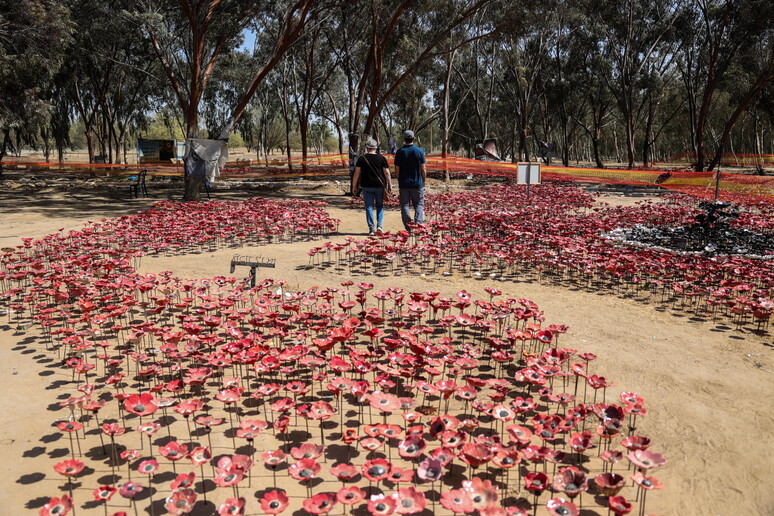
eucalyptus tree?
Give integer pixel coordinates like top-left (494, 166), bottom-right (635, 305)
top-left (0, 0), bottom-right (72, 168)
top-left (597, 0), bottom-right (681, 169)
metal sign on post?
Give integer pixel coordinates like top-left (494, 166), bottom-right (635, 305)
top-left (230, 255), bottom-right (276, 287)
top-left (517, 162), bottom-right (541, 196)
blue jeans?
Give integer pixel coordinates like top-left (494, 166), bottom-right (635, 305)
top-left (400, 187), bottom-right (424, 230)
top-left (361, 187), bottom-right (384, 232)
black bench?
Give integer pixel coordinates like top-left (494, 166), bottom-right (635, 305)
top-left (129, 170), bottom-right (148, 198)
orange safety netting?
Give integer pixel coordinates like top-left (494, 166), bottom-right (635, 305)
top-left (4, 153), bottom-right (773, 203)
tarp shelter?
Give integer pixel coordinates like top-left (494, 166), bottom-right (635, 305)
top-left (184, 139), bottom-right (229, 183)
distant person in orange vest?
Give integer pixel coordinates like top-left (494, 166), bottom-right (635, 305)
top-left (394, 130), bottom-right (426, 233)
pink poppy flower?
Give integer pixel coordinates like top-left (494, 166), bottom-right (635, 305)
top-left (188, 446), bottom-right (212, 467)
top-left (39, 495), bottom-right (73, 516)
top-left (367, 494), bottom-right (397, 516)
top-left (546, 497), bottom-right (579, 516)
top-left (93, 485), bottom-right (117, 502)
top-left (608, 495), bottom-right (633, 515)
top-left (307, 400), bottom-right (336, 420)
top-left (360, 436), bottom-right (385, 453)
top-left (337, 485), bottom-right (366, 505)
top-left (165, 488), bottom-right (197, 515)
top-left (397, 435), bottom-right (426, 459)
top-left (53, 459), bottom-right (85, 477)
top-left (261, 449), bottom-right (287, 467)
top-left (505, 424), bottom-right (533, 445)
top-left (174, 399), bottom-right (204, 417)
top-left (137, 459), bottom-right (159, 475)
top-left (259, 489), bottom-right (289, 514)
top-left (416, 457), bottom-right (444, 482)
top-left (391, 486), bottom-right (426, 514)
top-left (102, 422), bottom-right (126, 437)
top-left (491, 448), bottom-right (520, 469)
top-left (289, 458), bottom-right (321, 481)
top-left (195, 415), bottom-right (224, 427)
top-left (369, 391), bottom-right (402, 413)
top-left (621, 435), bottom-right (652, 451)
top-left (627, 449), bottom-right (666, 470)
top-left (118, 481), bottom-right (144, 499)
top-left (463, 476), bottom-right (499, 511)
top-left (552, 466), bottom-right (587, 498)
top-left (440, 489), bottom-right (474, 514)
top-left (362, 458), bottom-right (392, 482)
top-left (631, 471), bottom-right (664, 491)
top-left (303, 492), bottom-right (337, 514)
top-left (600, 449), bottom-right (623, 464)
top-left (218, 497), bottom-right (245, 516)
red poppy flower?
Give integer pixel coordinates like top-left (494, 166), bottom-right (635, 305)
top-left (362, 458), bottom-right (392, 482)
top-left (491, 448), bottom-right (520, 469)
top-left (57, 421), bottom-right (83, 433)
top-left (440, 430), bottom-right (468, 448)
top-left (505, 424), bottom-right (533, 445)
top-left (270, 397), bottom-right (295, 413)
top-left (459, 442), bottom-right (492, 468)
top-left (53, 459), bottom-right (85, 477)
top-left (170, 472), bottom-right (196, 490)
top-left (213, 469), bottom-right (244, 487)
top-left (440, 489), bottom-right (474, 514)
top-left (188, 446), bottom-right (212, 467)
top-left (608, 495), bottom-right (632, 515)
top-left (391, 486), bottom-right (426, 514)
top-left (621, 435), bottom-right (652, 451)
top-left (288, 458), bottom-right (321, 481)
top-left (261, 449), bottom-right (287, 467)
top-left (195, 415), bottom-right (224, 427)
top-left (93, 485), bottom-right (117, 502)
top-left (524, 471), bottom-right (549, 494)
top-left (594, 473), bottom-right (625, 496)
top-left (290, 443), bottom-right (324, 460)
top-left (307, 400), bottom-right (336, 420)
top-left (330, 462), bottom-right (358, 482)
top-left (39, 495), bottom-right (73, 516)
top-left (600, 449), bottom-right (623, 465)
top-left (218, 497), bottom-right (246, 516)
top-left (120, 449), bottom-right (139, 461)
top-left (174, 398), bottom-right (204, 417)
top-left (303, 492), bottom-right (337, 514)
top-left (360, 436), bottom-right (385, 453)
top-left (165, 488), bottom-right (197, 515)
top-left (367, 494), bottom-right (397, 516)
top-left (387, 466), bottom-right (415, 483)
top-left (546, 497), bottom-right (579, 516)
top-left (337, 485), bottom-right (366, 505)
top-left (123, 393), bottom-right (158, 417)
top-left (159, 440), bottom-right (189, 461)
top-left (259, 489), bottom-right (289, 514)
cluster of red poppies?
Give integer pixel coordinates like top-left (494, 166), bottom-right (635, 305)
top-left (2, 195), bottom-right (670, 515)
top-left (326, 184), bottom-right (773, 332)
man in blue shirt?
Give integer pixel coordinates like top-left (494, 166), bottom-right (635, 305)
top-left (394, 130), bottom-right (427, 232)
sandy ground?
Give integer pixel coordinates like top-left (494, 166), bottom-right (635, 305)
top-left (0, 180), bottom-right (772, 516)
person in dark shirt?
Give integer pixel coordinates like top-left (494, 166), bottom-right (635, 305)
top-left (394, 130), bottom-right (427, 232)
top-left (352, 138), bottom-right (392, 236)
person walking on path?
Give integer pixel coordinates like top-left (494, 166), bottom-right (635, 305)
top-left (351, 138), bottom-right (392, 236)
top-left (394, 130), bottom-right (426, 232)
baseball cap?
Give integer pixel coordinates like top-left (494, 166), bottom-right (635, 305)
top-left (365, 138), bottom-right (378, 149)
top-left (403, 130), bottom-right (415, 140)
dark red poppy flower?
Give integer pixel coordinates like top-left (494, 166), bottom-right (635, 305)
top-left (608, 495), bottom-right (632, 515)
top-left (594, 473), bottom-right (625, 496)
top-left (552, 466), bottom-right (587, 498)
top-left (524, 471), bottom-right (549, 494)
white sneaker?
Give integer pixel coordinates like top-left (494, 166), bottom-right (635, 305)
top-left (376, 227), bottom-right (383, 235)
